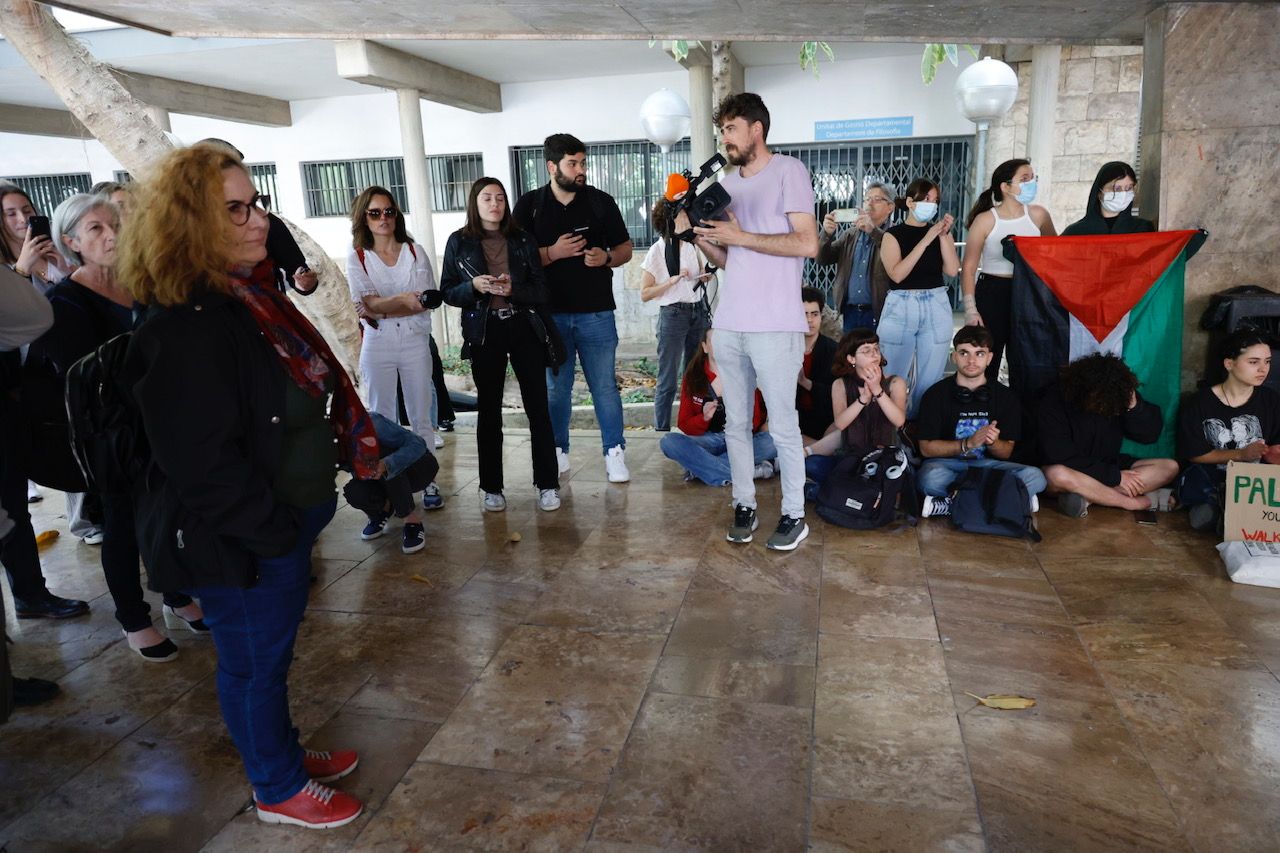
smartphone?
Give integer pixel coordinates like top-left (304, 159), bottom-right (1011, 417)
top-left (27, 215), bottom-right (51, 240)
top-left (571, 225), bottom-right (591, 236)
top-left (1135, 510), bottom-right (1158, 525)
top-left (832, 208), bottom-right (859, 223)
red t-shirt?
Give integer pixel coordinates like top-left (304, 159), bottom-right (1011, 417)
top-left (677, 363), bottom-right (767, 436)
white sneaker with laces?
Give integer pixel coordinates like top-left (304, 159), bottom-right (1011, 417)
top-left (482, 492), bottom-right (506, 512)
top-left (556, 448), bottom-right (571, 474)
top-left (753, 460), bottom-right (776, 480)
top-left (538, 488), bottom-right (561, 512)
top-left (605, 445), bottom-right (630, 483)
top-left (433, 433), bottom-right (445, 449)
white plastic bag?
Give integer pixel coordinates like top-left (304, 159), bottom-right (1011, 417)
top-left (1217, 540), bottom-right (1280, 588)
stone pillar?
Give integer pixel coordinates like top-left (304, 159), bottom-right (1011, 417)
top-left (711, 41), bottom-right (735, 111)
top-left (144, 104), bottom-right (171, 133)
top-left (1026, 45), bottom-right (1061, 212)
top-left (395, 87), bottom-right (447, 345)
top-left (689, 63), bottom-right (714, 167)
top-left (1139, 2), bottom-right (1280, 388)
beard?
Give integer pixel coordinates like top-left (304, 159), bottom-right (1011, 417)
top-left (724, 141), bottom-right (756, 167)
top-left (553, 168), bottom-right (584, 193)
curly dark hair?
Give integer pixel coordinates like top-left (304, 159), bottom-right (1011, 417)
top-left (1058, 353), bottom-right (1138, 417)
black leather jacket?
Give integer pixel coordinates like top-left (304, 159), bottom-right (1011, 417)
top-left (440, 228), bottom-right (548, 352)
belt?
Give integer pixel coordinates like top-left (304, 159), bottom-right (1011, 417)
top-left (846, 303), bottom-right (873, 311)
top-left (489, 307), bottom-right (518, 319)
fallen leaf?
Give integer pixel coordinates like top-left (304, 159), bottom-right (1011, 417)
top-left (508, 531), bottom-right (522, 543)
top-left (35, 530), bottom-right (59, 548)
top-left (966, 692), bottom-right (1036, 710)
top-left (409, 574), bottom-right (434, 587)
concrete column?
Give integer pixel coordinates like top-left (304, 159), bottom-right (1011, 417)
top-left (711, 41), bottom-right (734, 111)
top-left (395, 87), bottom-right (447, 345)
top-left (688, 63), bottom-right (714, 167)
top-left (1026, 45), bottom-right (1061, 213)
top-left (144, 104), bottom-right (171, 133)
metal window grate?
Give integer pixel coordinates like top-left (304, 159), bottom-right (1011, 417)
top-left (428, 153), bottom-right (484, 212)
top-left (510, 139), bottom-right (693, 249)
top-left (247, 163), bottom-right (281, 215)
top-left (113, 170), bottom-right (132, 184)
top-left (301, 157), bottom-right (408, 218)
top-left (3, 173), bottom-right (92, 215)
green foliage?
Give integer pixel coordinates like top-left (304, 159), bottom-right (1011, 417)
top-left (799, 41), bottom-right (835, 78)
top-left (633, 356), bottom-right (657, 377)
top-left (621, 387), bottom-right (651, 404)
top-left (920, 43), bottom-right (980, 84)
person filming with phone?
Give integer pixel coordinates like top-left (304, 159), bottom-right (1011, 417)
top-left (2, 183), bottom-right (70, 290)
top-left (818, 182), bottom-right (894, 333)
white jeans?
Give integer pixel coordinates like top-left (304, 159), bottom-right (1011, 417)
top-left (714, 330), bottom-right (806, 519)
top-left (359, 320), bottom-right (435, 448)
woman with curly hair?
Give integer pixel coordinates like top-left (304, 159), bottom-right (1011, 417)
top-left (121, 143), bottom-right (379, 829)
top-left (1037, 353), bottom-right (1179, 517)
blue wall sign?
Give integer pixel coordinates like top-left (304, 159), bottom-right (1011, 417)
top-left (815, 116), bottom-right (915, 141)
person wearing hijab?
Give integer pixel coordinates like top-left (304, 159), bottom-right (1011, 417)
top-left (1061, 161), bottom-right (1156, 236)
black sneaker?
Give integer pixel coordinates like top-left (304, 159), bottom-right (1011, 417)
top-left (726, 504), bottom-right (759, 544)
top-left (766, 515), bottom-right (810, 551)
top-left (14, 593), bottom-right (89, 620)
top-left (921, 496), bottom-right (953, 518)
top-left (361, 514), bottom-right (388, 540)
top-left (402, 523), bottom-right (426, 554)
top-left (438, 418), bottom-right (455, 433)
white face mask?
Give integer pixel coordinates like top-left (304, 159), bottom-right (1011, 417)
top-left (1101, 190), bottom-right (1135, 213)
top-left (912, 201), bottom-right (938, 222)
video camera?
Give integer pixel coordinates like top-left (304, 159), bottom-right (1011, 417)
top-left (662, 153), bottom-right (731, 276)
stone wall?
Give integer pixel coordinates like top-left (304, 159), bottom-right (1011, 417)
top-left (985, 45), bottom-right (1144, 230)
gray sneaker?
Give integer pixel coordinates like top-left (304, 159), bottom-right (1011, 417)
top-left (727, 504), bottom-right (759, 544)
top-left (1057, 493), bottom-right (1089, 518)
top-left (766, 515), bottom-right (810, 551)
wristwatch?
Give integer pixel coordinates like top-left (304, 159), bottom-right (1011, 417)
top-left (605, 249), bottom-right (613, 266)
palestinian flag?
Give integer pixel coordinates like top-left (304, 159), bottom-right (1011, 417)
top-left (1006, 229), bottom-right (1206, 459)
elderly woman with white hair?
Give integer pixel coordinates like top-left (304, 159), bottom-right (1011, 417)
top-left (25, 193), bottom-right (208, 660)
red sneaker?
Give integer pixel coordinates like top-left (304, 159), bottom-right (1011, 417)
top-left (255, 780), bottom-right (363, 829)
top-left (303, 748), bottom-right (360, 783)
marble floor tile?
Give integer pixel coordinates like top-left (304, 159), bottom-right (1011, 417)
top-left (419, 626), bottom-right (664, 782)
top-left (664, 590), bottom-right (819, 666)
top-left (689, 537), bottom-right (823, 596)
top-left (820, 555), bottom-right (938, 641)
top-left (591, 692), bottom-right (810, 850)
top-left (524, 557), bottom-right (695, 634)
top-left (925, 569), bottom-right (1071, 629)
top-left (649, 656), bottom-right (815, 708)
top-left (809, 797), bottom-right (985, 853)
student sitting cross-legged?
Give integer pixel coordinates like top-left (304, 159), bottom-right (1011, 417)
top-left (660, 329), bottom-right (776, 486)
top-left (916, 325), bottom-right (1046, 517)
top-left (1038, 353), bottom-right (1179, 517)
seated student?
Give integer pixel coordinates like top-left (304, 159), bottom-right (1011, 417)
top-left (343, 412), bottom-right (440, 554)
top-left (661, 329), bottom-right (776, 486)
top-left (1039, 353), bottom-right (1179, 517)
top-left (916, 325), bottom-right (1046, 517)
top-left (1178, 330), bottom-right (1280, 531)
top-left (803, 327), bottom-right (907, 490)
top-left (797, 287), bottom-right (838, 444)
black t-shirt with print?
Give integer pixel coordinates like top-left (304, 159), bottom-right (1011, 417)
top-left (1178, 385), bottom-right (1280, 463)
top-left (917, 377), bottom-right (1023, 458)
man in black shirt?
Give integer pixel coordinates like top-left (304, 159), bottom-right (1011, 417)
top-left (797, 287), bottom-right (837, 442)
top-left (916, 325), bottom-right (1046, 516)
top-left (513, 133), bottom-right (634, 482)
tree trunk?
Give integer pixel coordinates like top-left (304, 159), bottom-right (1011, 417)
top-left (0, 0), bottom-right (362, 371)
top-left (711, 41), bottom-right (734, 113)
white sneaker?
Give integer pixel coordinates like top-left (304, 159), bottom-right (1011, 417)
top-left (605, 445), bottom-right (630, 483)
top-left (482, 491), bottom-right (506, 512)
top-left (556, 448), bottom-right (571, 474)
top-left (1030, 494), bottom-right (1039, 513)
top-left (433, 433), bottom-right (445, 449)
top-left (26, 480), bottom-right (42, 503)
top-left (921, 496), bottom-right (953, 518)
top-left (753, 460), bottom-right (776, 480)
top-left (538, 488), bottom-right (561, 512)
top-left (82, 528), bottom-right (105, 546)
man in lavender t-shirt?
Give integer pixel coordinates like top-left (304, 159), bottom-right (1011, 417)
top-left (690, 93), bottom-right (818, 551)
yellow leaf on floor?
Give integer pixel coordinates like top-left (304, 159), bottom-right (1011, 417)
top-left (409, 574), bottom-right (434, 587)
top-left (965, 692), bottom-right (1037, 710)
top-left (35, 530), bottom-right (59, 548)
top-left (508, 531), bottom-right (522, 543)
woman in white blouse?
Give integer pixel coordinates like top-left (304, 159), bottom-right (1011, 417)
top-left (346, 186), bottom-right (443, 509)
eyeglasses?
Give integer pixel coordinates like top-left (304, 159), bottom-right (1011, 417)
top-left (226, 193), bottom-right (270, 226)
top-left (366, 207), bottom-right (398, 220)
top-left (865, 197), bottom-right (892, 207)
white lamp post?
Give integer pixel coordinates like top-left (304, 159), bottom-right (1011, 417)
top-left (954, 57), bottom-right (1020, 201)
top-left (639, 88), bottom-right (692, 153)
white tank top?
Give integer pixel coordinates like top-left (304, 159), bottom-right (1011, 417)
top-left (979, 207), bottom-right (1040, 277)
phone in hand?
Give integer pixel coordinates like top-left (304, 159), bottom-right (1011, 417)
top-left (832, 208), bottom-right (859, 223)
top-left (1135, 510), bottom-right (1158, 525)
top-left (571, 225), bottom-right (591, 236)
top-left (27, 215), bottom-right (51, 240)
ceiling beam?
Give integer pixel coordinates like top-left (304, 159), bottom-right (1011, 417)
top-left (0, 104), bottom-right (90, 138)
top-left (334, 39), bottom-right (501, 114)
top-left (108, 68), bottom-right (292, 127)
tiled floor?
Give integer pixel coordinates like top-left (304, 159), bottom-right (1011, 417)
top-left (4, 430), bottom-right (1280, 851)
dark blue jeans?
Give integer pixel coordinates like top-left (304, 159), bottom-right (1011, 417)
top-left (654, 303), bottom-right (708, 431)
top-left (843, 304), bottom-right (877, 333)
top-left (193, 498), bottom-right (336, 805)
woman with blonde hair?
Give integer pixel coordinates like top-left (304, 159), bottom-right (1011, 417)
top-left (121, 143), bottom-right (379, 829)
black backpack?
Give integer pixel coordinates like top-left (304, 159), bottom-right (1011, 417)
top-left (949, 467), bottom-right (1041, 541)
top-left (65, 332), bottom-right (149, 495)
top-left (816, 446), bottom-right (919, 530)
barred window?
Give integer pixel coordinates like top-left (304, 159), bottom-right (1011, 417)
top-left (428, 153), bottom-right (484, 212)
top-left (301, 157), bottom-right (408, 218)
top-left (113, 170), bottom-right (132, 184)
top-left (247, 163), bottom-right (281, 215)
top-left (2, 173), bottom-right (92, 215)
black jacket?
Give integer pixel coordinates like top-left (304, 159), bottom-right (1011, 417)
top-left (1061, 161), bottom-right (1156, 236)
top-left (798, 333), bottom-right (838, 439)
top-left (124, 290), bottom-right (300, 593)
top-left (440, 228), bottom-right (548, 354)
top-left (1036, 385), bottom-right (1164, 487)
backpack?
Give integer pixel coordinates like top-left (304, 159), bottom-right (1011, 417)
top-left (65, 332), bottom-right (149, 495)
top-left (816, 446), bottom-right (919, 530)
top-left (949, 467), bottom-right (1041, 541)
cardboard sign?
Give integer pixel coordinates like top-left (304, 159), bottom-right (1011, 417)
top-left (1223, 461), bottom-right (1280, 543)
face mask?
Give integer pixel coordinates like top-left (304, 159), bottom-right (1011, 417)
top-left (912, 201), bottom-right (938, 222)
top-left (1101, 190), bottom-right (1134, 213)
top-left (1016, 179), bottom-right (1037, 205)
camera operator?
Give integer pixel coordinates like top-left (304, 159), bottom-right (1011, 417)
top-left (687, 93), bottom-right (819, 552)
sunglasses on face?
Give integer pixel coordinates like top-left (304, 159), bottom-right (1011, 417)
top-left (366, 207), bottom-right (398, 220)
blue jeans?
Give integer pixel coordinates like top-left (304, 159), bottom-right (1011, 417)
top-left (878, 288), bottom-right (953, 418)
top-left (193, 498), bottom-right (336, 805)
top-left (655, 303), bottom-right (708, 431)
top-left (843, 304), bottom-right (877, 333)
top-left (661, 430), bottom-right (776, 486)
top-left (919, 457), bottom-right (1047, 498)
top-left (546, 311), bottom-right (625, 453)
top-left (1176, 463), bottom-right (1221, 509)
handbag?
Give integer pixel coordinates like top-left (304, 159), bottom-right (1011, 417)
top-left (526, 307), bottom-right (568, 373)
